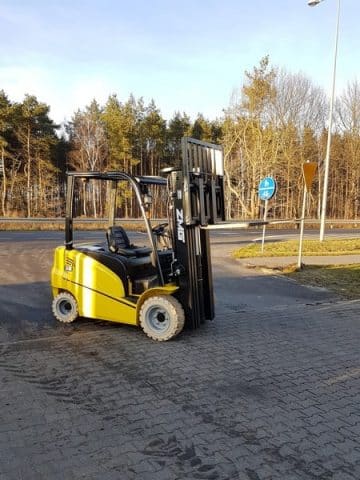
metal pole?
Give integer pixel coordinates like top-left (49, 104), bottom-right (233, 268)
top-left (319, 0), bottom-right (341, 241)
top-left (261, 199), bottom-right (268, 253)
top-left (297, 188), bottom-right (307, 269)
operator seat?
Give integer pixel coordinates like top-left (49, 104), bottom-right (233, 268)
top-left (106, 226), bottom-right (152, 257)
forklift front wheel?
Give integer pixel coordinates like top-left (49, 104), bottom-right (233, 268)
top-left (139, 295), bottom-right (185, 341)
top-left (52, 292), bottom-right (78, 323)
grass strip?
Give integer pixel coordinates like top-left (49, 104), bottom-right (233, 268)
top-left (233, 238), bottom-right (360, 258)
top-left (284, 264), bottom-right (360, 300)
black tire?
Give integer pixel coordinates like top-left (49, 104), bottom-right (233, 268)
top-left (52, 292), bottom-right (78, 323)
top-left (139, 295), bottom-right (185, 341)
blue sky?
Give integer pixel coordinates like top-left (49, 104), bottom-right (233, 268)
top-left (0, 0), bottom-right (358, 123)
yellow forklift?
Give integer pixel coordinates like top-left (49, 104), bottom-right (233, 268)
top-left (51, 137), bottom-right (260, 341)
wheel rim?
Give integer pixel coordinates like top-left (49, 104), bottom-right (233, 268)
top-left (146, 305), bottom-right (170, 333)
top-left (58, 299), bottom-right (73, 316)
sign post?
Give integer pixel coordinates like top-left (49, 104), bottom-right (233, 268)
top-left (258, 177), bottom-right (277, 252)
top-left (261, 199), bottom-right (269, 253)
top-left (297, 162), bottom-right (317, 269)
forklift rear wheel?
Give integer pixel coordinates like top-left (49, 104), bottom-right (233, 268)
top-left (52, 292), bottom-right (78, 323)
top-left (139, 295), bottom-right (185, 341)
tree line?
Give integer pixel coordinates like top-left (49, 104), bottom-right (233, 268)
top-left (1, 56), bottom-right (359, 220)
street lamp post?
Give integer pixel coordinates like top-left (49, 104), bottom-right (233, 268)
top-left (308, 0), bottom-right (341, 241)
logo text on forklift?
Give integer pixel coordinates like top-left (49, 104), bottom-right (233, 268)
top-left (176, 208), bottom-right (185, 243)
top-left (65, 258), bottom-right (74, 272)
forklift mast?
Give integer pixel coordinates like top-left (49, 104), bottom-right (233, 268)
top-left (166, 137), bottom-right (225, 329)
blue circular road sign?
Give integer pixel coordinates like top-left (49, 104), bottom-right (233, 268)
top-left (258, 177), bottom-right (277, 201)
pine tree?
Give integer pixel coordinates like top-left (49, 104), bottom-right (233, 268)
top-left (13, 94), bottom-right (59, 217)
top-left (0, 91), bottom-right (15, 216)
top-left (166, 111), bottom-right (191, 166)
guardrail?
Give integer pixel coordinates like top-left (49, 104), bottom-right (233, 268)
top-left (1, 217), bottom-right (360, 225)
top-left (269, 219), bottom-right (360, 226)
top-left (0, 217), bottom-right (164, 224)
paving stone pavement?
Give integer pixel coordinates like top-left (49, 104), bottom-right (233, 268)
top-left (1, 299), bottom-right (360, 479)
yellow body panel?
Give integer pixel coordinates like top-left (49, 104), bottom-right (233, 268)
top-left (51, 246), bottom-right (178, 326)
top-left (51, 246), bottom-right (136, 324)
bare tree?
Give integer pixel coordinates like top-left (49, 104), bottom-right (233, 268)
top-left (336, 80), bottom-right (360, 218)
top-left (271, 68), bottom-right (327, 134)
top-left (68, 100), bottom-right (108, 217)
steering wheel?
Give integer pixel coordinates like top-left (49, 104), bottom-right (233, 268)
top-left (152, 222), bottom-right (168, 235)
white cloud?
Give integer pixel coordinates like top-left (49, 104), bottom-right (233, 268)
top-left (0, 65), bottom-right (120, 123)
top-left (0, 65), bottom-right (49, 99)
top-left (0, 62), bottom-right (226, 124)
top-left (66, 77), bottom-right (117, 119)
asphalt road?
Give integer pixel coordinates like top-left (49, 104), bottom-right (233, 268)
top-left (0, 228), bottom-right (346, 342)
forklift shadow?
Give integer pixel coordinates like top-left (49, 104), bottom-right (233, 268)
top-left (0, 281), bottom-right (197, 344)
top-left (0, 281), bottom-right (136, 343)
top-left (0, 281), bottom-right (56, 341)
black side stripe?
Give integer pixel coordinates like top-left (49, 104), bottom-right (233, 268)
top-left (67, 280), bottom-right (137, 309)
